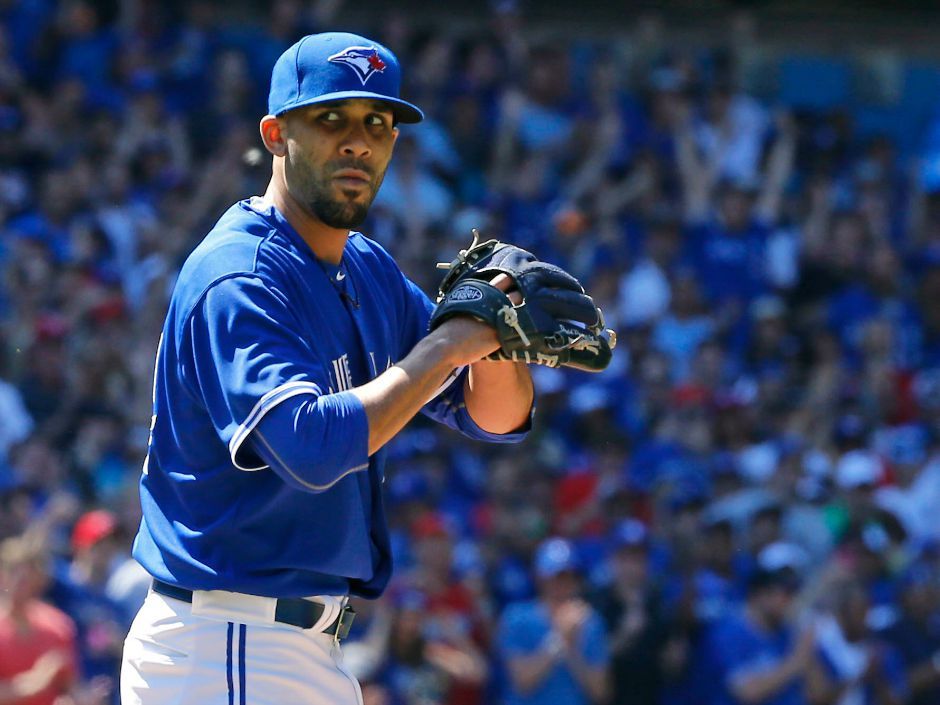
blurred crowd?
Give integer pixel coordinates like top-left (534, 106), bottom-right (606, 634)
top-left (3, 1), bottom-right (940, 705)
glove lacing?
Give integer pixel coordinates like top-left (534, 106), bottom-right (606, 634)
top-left (498, 305), bottom-right (531, 347)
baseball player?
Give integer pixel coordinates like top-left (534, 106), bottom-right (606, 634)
top-left (120, 30), bottom-right (611, 705)
top-left (119, 31), bottom-right (535, 705)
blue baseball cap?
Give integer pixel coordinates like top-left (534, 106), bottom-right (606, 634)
top-left (534, 538), bottom-right (579, 579)
top-left (611, 519), bottom-right (649, 550)
top-left (268, 32), bottom-right (424, 124)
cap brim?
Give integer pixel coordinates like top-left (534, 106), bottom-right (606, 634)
top-left (274, 90), bottom-right (424, 123)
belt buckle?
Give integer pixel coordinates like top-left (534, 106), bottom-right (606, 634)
top-left (332, 599), bottom-right (355, 648)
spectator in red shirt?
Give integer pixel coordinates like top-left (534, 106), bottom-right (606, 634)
top-left (403, 512), bottom-right (489, 705)
top-left (0, 535), bottom-right (77, 705)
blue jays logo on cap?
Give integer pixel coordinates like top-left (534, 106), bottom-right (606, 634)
top-left (328, 46), bottom-right (387, 85)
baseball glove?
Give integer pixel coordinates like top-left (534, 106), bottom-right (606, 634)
top-left (428, 230), bottom-right (617, 372)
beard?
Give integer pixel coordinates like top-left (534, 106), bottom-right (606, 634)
top-left (287, 150), bottom-right (383, 229)
top-left (309, 189), bottom-right (370, 229)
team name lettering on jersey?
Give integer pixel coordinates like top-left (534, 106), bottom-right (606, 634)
top-left (368, 352), bottom-right (393, 377)
top-left (327, 351), bottom-right (394, 392)
top-left (330, 354), bottom-right (354, 392)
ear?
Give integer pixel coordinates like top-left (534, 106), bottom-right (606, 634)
top-left (260, 115), bottom-right (287, 157)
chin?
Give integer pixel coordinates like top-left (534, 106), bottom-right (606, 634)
top-left (314, 202), bottom-right (369, 229)
top-left (308, 184), bottom-right (375, 229)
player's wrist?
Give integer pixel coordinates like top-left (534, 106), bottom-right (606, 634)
top-left (429, 317), bottom-right (500, 366)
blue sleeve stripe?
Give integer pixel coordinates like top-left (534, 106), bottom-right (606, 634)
top-left (228, 380), bottom-right (323, 471)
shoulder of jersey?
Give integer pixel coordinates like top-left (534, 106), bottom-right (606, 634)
top-left (347, 230), bottom-right (400, 275)
top-left (174, 202), bottom-right (298, 305)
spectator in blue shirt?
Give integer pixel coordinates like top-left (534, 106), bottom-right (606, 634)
top-left (706, 561), bottom-right (813, 705)
top-left (593, 519), bottom-right (673, 705)
top-left (881, 564), bottom-right (940, 705)
top-left (652, 270), bottom-right (715, 383)
top-left (674, 111), bottom-right (796, 320)
top-left (807, 581), bottom-right (907, 705)
top-left (496, 537), bottom-right (610, 705)
top-left (48, 509), bottom-right (127, 695)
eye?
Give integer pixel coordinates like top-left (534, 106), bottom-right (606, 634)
top-left (318, 111), bottom-right (342, 123)
top-left (367, 114), bottom-right (390, 128)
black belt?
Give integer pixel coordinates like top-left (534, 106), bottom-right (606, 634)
top-left (152, 580), bottom-right (355, 639)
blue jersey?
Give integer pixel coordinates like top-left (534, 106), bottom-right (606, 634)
top-left (132, 197), bottom-right (528, 598)
top-left (496, 599), bottom-right (609, 705)
top-left (705, 609), bottom-right (804, 705)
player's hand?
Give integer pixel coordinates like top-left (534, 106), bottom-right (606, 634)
top-left (490, 273), bottom-right (522, 305)
top-left (430, 233), bottom-right (615, 372)
top-left (469, 274), bottom-right (523, 365)
top-left (431, 274), bottom-right (521, 367)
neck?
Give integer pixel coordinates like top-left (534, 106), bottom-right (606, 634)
top-left (263, 175), bottom-right (349, 265)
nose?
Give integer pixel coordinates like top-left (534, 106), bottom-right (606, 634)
top-left (339, 124), bottom-right (371, 160)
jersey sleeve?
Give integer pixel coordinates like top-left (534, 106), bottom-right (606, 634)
top-left (181, 275), bottom-right (369, 491)
top-left (398, 276), bottom-right (532, 443)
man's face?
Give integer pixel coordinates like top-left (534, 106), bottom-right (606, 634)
top-left (540, 570), bottom-right (580, 602)
top-left (612, 547), bottom-right (649, 588)
top-left (719, 189), bottom-right (752, 232)
top-left (760, 585), bottom-right (795, 627)
top-left (280, 99), bottom-right (398, 229)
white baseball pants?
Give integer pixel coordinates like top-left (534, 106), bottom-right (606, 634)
top-left (121, 588), bottom-right (362, 705)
